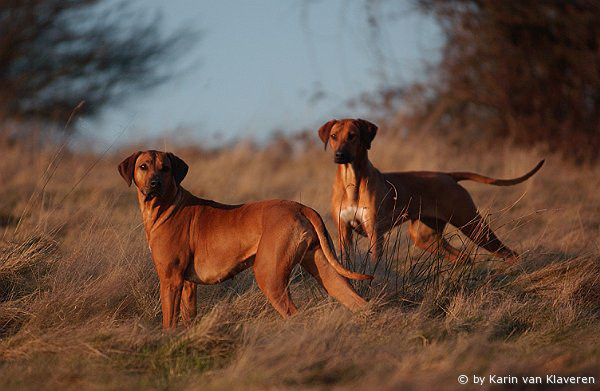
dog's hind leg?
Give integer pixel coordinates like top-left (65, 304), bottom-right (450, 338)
top-left (301, 248), bottom-right (367, 311)
top-left (408, 218), bottom-right (463, 262)
top-left (446, 192), bottom-right (519, 260)
top-left (455, 214), bottom-right (519, 261)
top-left (253, 236), bottom-right (300, 317)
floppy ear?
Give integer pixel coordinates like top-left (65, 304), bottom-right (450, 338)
top-left (118, 151), bottom-right (141, 187)
top-left (355, 119), bottom-right (378, 150)
top-left (167, 152), bottom-right (189, 185)
top-left (318, 119), bottom-right (337, 150)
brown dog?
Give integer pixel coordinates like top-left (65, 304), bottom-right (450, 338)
top-left (118, 150), bottom-right (371, 329)
top-left (318, 118), bottom-right (544, 263)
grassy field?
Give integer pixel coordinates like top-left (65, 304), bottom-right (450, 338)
top-left (0, 128), bottom-right (599, 390)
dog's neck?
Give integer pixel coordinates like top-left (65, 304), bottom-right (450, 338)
top-left (336, 150), bottom-right (379, 202)
top-left (137, 186), bottom-right (186, 239)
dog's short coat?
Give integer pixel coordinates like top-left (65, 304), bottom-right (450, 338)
top-left (119, 150), bottom-right (371, 329)
top-left (318, 118), bottom-right (544, 263)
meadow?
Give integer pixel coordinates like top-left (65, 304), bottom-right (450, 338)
top-left (0, 127), bottom-right (599, 390)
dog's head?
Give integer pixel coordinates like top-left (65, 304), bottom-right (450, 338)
top-left (118, 150), bottom-right (188, 201)
top-left (318, 118), bottom-right (378, 164)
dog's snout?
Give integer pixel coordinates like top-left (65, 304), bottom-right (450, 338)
top-left (334, 150), bottom-right (351, 164)
top-left (150, 177), bottom-right (162, 188)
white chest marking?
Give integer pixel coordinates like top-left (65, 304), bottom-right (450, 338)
top-left (340, 205), bottom-right (368, 228)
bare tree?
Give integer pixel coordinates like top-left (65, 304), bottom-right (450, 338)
top-left (360, 0), bottom-right (600, 162)
top-left (0, 0), bottom-right (196, 128)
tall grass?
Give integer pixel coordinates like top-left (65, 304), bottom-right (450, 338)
top-left (0, 130), bottom-right (599, 390)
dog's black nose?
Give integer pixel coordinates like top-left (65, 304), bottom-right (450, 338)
top-left (334, 151), bottom-right (351, 163)
top-left (150, 178), bottom-right (161, 188)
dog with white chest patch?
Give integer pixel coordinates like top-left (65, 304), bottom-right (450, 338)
top-left (318, 118), bottom-right (544, 263)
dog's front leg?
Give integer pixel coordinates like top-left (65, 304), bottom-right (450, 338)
top-left (180, 280), bottom-right (197, 324)
top-left (339, 222), bottom-right (354, 261)
top-left (367, 224), bottom-right (384, 264)
top-left (159, 276), bottom-right (184, 330)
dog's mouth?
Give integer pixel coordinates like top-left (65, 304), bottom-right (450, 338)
top-left (334, 156), bottom-right (353, 164)
top-left (142, 188), bottom-right (162, 201)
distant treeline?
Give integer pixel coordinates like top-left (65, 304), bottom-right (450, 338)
top-left (364, 1), bottom-right (600, 163)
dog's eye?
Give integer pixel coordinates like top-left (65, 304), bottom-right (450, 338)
top-left (139, 164), bottom-right (148, 170)
top-left (331, 134), bottom-right (337, 140)
top-left (348, 133), bottom-right (355, 140)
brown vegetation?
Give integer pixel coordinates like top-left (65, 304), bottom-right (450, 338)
top-left (0, 128), bottom-right (599, 390)
top-left (362, 1), bottom-right (600, 163)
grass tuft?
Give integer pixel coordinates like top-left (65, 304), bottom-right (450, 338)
top-left (0, 132), bottom-right (599, 389)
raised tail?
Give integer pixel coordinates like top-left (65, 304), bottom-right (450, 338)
top-left (301, 207), bottom-right (373, 281)
top-left (448, 159), bottom-right (544, 186)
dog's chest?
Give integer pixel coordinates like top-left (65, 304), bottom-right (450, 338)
top-left (339, 204), bottom-right (368, 229)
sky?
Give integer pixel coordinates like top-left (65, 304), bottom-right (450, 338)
top-left (78, 0), bottom-right (442, 148)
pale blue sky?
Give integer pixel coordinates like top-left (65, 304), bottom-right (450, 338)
top-left (79, 1), bottom-right (441, 147)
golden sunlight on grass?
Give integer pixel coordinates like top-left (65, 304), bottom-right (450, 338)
top-left (0, 130), bottom-right (599, 390)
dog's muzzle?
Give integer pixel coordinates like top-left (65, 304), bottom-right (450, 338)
top-left (142, 188), bottom-right (161, 200)
top-left (142, 181), bottom-right (163, 200)
top-left (334, 151), bottom-right (352, 164)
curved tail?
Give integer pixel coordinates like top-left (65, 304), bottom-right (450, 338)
top-left (301, 207), bottom-right (373, 281)
top-left (449, 159), bottom-right (544, 186)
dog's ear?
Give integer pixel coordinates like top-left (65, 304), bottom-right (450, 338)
top-left (118, 151), bottom-right (142, 187)
top-left (318, 119), bottom-right (337, 150)
top-left (167, 152), bottom-right (189, 185)
top-left (355, 119), bottom-right (378, 150)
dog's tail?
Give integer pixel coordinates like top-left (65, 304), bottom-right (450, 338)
top-left (301, 207), bottom-right (373, 281)
top-left (448, 159), bottom-right (544, 186)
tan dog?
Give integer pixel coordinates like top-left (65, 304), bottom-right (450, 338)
top-left (118, 150), bottom-right (371, 330)
top-left (318, 119), bottom-right (544, 263)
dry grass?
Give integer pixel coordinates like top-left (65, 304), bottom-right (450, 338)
top-left (0, 128), bottom-right (599, 390)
